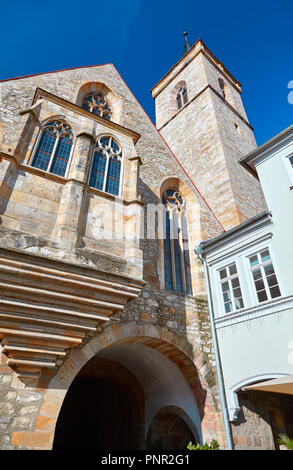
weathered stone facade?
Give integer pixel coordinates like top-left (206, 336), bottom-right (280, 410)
top-left (0, 39), bottom-right (266, 450)
top-left (152, 39), bottom-right (267, 229)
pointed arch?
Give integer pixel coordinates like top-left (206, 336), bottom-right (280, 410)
top-left (75, 82), bottom-right (124, 124)
top-left (30, 119), bottom-right (73, 177)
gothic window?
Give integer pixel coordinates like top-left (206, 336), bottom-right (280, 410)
top-left (82, 92), bottom-right (112, 120)
top-left (176, 86), bottom-right (188, 110)
top-left (163, 190), bottom-right (192, 294)
top-left (31, 120), bottom-right (73, 177)
top-left (89, 135), bottom-right (122, 196)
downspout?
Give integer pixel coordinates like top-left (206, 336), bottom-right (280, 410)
top-left (194, 243), bottom-right (234, 450)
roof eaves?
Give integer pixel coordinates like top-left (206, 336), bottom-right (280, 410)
top-left (0, 63), bottom-right (113, 83)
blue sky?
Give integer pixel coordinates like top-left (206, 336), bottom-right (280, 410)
top-left (1, 0), bottom-right (292, 145)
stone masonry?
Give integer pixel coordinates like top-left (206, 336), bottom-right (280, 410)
top-left (0, 38), bottom-right (266, 449)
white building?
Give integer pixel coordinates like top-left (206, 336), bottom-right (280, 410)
top-left (197, 124), bottom-right (293, 450)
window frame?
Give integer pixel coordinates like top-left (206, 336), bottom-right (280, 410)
top-left (246, 247), bottom-right (282, 304)
top-left (283, 152), bottom-right (293, 185)
top-left (162, 190), bottom-right (193, 295)
top-left (29, 119), bottom-right (74, 178)
top-left (81, 92), bottom-right (112, 121)
top-left (88, 134), bottom-right (124, 198)
top-left (176, 86), bottom-right (188, 110)
top-left (217, 261), bottom-right (245, 315)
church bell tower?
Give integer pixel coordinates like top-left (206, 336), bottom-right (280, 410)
top-left (151, 34), bottom-right (266, 230)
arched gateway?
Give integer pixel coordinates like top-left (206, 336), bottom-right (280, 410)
top-left (3, 321), bottom-right (222, 450)
top-left (11, 322), bottom-right (223, 450)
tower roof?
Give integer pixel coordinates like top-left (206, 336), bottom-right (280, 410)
top-left (151, 38), bottom-right (242, 98)
top-left (182, 31), bottom-right (192, 56)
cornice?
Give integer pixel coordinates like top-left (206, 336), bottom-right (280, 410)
top-left (215, 295), bottom-right (293, 329)
top-left (202, 212), bottom-right (272, 256)
top-left (0, 246), bottom-right (144, 384)
top-left (28, 88), bottom-right (141, 144)
top-left (239, 124), bottom-right (293, 171)
top-left (151, 38), bottom-right (242, 98)
top-left (158, 84), bottom-right (252, 133)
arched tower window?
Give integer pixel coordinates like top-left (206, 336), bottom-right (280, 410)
top-left (89, 135), bottom-right (122, 196)
top-left (163, 190), bottom-right (192, 294)
top-left (31, 120), bottom-right (73, 177)
top-left (82, 92), bottom-right (112, 120)
top-left (176, 86), bottom-right (188, 110)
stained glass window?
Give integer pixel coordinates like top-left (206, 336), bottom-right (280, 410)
top-left (31, 120), bottom-right (73, 177)
top-left (89, 136), bottom-right (122, 196)
top-left (162, 190), bottom-right (192, 295)
top-left (82, 92), bottom-right (112, 120)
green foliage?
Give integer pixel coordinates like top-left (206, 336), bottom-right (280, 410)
top-left (187, 440), bottom-right (219, 450)
top-left (278, 433), bottom-right (293, 450)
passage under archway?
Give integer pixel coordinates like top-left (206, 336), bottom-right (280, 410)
top-left (53, 357), bottom-right (144, 450)
top-left (146, 406), bottom-right (198, 450)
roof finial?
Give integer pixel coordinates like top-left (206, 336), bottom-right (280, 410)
top-left (183, 31), bottom-right (192, 56)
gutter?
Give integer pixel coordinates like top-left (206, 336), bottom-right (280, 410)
top-left (194, 242), bottom-right (234, 450)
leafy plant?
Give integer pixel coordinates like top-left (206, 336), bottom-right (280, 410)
top-left (278, 433), bottom-right (293, 450)
top-left (187, 440), bottom-right (219, 450)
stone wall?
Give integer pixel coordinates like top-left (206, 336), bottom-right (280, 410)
top-left (0, 62), bottom-right (226, 449)
top-left (152, 40), bottom-right (267, 229)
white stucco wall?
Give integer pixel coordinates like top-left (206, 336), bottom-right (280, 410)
top-left (205, 137), bottom-right (293, 413)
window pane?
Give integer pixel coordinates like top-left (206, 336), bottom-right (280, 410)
top-left (229, 264), bottom-right (237, 276)
top-left (289, 156), bottom-right (293, 168)
top-left (232, 278), bottom-right (239, 288)
top-left (235, 298), bottom-right (244, 309)
top-left (89, 150), bottom-right (106, 190)
top-left (164, 211), bottom-right (173, 291)
top-left (219, 268), bottom-right (227, 280)
top-left (221, 282), bottom-right (229, 293)
top-left (105, 157), bottom-right (121, 196)
top-left (173, 239), bottom-right (183, 293)
top-left (267, 274), bottom-right (278, 287)
top-left (50, 134), bottom-right (72, 177)
top-left (261, 250), bottom-right (271, 263)
top-left (223, 291), bottom-right (231, 302)
top-left (182, 88), bottom-right (188, 104)
top-left (182, 214), bottom-right (192, 295)
top-left (233, 287), bottom-right (242, 299)
top-left (224, 302), bottom-right (233, 313)
top-left (270, 286), bottom-right (281, 298)
top-left (264, 263), bottom-right (275, 277)
top-left (249, 255), bottom-right (259, 267)
top-left (32, 128), bottom-right (56, 171)
top-left (257, 290), bottom-right (268, 302)
top-left (252, 268), bottom-right (262, 281)
top-left (100, 137), bottom-right (110, 148)
top-left (255, 279), bottom-right (265, 291)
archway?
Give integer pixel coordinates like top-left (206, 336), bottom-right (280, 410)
top-left (146, 406), bottom-right (199, 450)
top-left (30, 322), bottom-right (222, 449)
top-left (53, 357), bottom-right (144, 450)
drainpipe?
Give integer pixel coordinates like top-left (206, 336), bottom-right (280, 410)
top-left (194, 243), bottom-right (234, 450)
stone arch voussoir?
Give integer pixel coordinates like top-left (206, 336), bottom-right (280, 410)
top-left (14, 321), bottom-right (222, 449)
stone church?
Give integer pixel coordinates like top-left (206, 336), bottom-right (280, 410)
top-left (0, 36), bottom-right (266, 450)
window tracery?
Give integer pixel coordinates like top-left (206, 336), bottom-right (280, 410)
top-left (163, 190), bottom-right (192, 294)
top-left (176, 86), bottom-right (188, 110)
top-left (89, 135), bottom-right (122, 196)
top-left (31, 120), bottom-right (73, 177)
top-left (82, 92), bottom-right (112, 120)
